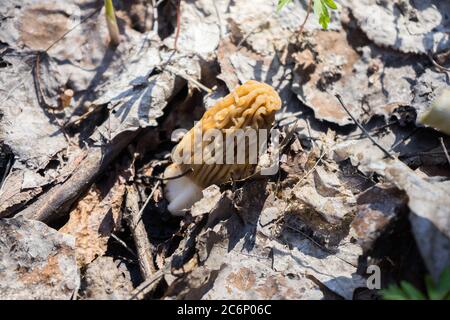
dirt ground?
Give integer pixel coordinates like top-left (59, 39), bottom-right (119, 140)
top-left (0, 0), bottom-right (449, 300)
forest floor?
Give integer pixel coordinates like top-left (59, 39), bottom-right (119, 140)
top-left (0, 0), bottom-right (449, 300)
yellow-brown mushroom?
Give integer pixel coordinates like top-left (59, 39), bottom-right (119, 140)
top-left (164, 80), bottom-right (282, 215)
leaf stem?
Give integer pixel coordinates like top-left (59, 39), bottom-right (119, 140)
top-left (104, 0), bottom-right (120, 46)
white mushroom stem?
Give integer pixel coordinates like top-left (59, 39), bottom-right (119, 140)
top-left (418, 88), bottom-right (450, 135)
top-left (163, 164), bottom-right (203, 216)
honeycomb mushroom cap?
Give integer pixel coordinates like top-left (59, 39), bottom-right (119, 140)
top-left (171, 80), bottom-right (281, 186)
top-left (164, 80), bottom-right (281, 215)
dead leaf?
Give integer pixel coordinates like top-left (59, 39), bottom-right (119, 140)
top-left (0, 217), bottom-right (79, 299)
top-left (81, 256), bottom-right (133, 300)
top-left (271, 233), bottom-right (365, 300)
top-left (347, 0), bottom-right (450, 54)
top-left (351, 184), bottom-right (408, 252)
top-left (292, 163), bottom-right (357, 224)
top-left (291, 31), bottom-right (419, 125)
top-left (59, 171), bottom-right (126, 267)
top-left (364, 159), bottom-right (450, 281)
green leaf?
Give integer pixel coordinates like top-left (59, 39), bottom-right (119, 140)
top-left (381, 284), bottom-right (409, 300)
top-left (427, 268), bottom-right (450, 300)
top-left (426, 275), bottom-right (440, 300)
top-left (277, 0), bottom-right (293, 12)
top-left (313, 0), bottom-right (323, 20)
top-left (323, 0), bottom-right (337, 9)
top-left (400, 281), bottom-right (426, 300)
top-left (438, 267), bottom-right (450, 293)
top-left (313, 0), bottom-right (333, 29)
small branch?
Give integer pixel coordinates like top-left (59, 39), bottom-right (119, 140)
top-left (439, 137), bottom-right (450, 167)
top-left (45, 8), bottom-right (102, 53)
top-left (212, 0), bottom-right (224, 38)
top-left (428, 51), bottom-right (450, 73)
top-left (237, 13), bottom-right (275, 49)
top-left (298, 0), bottom-right (313, 36)
top-left (145, 167), bottom-right (192, 181)
top-left (129, 269), bottom-right (165, 300)
top-left (151, 0), bottom-right (159, 33)
top-left (295, 148), bottom-right (326, 186)
top-left (389, 127), bottom-right (419, 152)
top-left (134, 180), bottom-right (161, 225)
top-left (0, 156), bottom-right (12, 195)
top-left (125, 185), bottom-right (157, 280)
top-left (164, 65), bottom-right (212, 93)
top-left (174, 0), bottom-right (181, 50)
top-left (18, 131), bottom-right (140, 223)
top-left (276, 110), bottom-right (304, 124)
top-left (335, 94), bottom-right (394, 159)
top-left (33, 53), bottom-right (52, 108)
top-left (111, 233), bottom-right (138, 258)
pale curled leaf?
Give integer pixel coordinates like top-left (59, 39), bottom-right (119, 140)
top-left (94, 53), bottom-right (201, 141)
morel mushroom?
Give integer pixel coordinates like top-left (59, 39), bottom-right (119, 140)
top-left (164, 80), bottom-right (282, 215)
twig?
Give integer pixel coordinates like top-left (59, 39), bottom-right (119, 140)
top-left (33, 53), bottom-right (52, 108)
top-left (280, 0), bottom-right (312, 63)
top-left (163, 65), bottom-right (212, 93)
top-left (305, 117), bottom-right (316, 148)
top-left (428, 51), bottom-right (450, 73)
top-left (389, 127), bottom-right (419, 152)
top-left (45, 8), bottom-right (102, 53)
top-left (145, 167), bottom-right (192, 181)
top-left (134, 180), bottom-right (161, 225)
top-left (439, 137), bottom-right (450, 167)
top-left (174, 0), bottom-right (181, 50)
top-left (276, 110), bottom-right (304, 124)
top-left (297, 0), bottom-right (313, 36)
top-left (125, 185), bottom-right (157, 280)
top-left (0, 156), bottom-right (12, 195)
top-left (335, 94), bottom-right (394, 159)
top-left (18, 131), bottom-right (140, 223)
top-left (212, 0), bottom-right (224, 38)
top-left (237, 13), bottom-right (275, 49)
top-left (129, 269), bottom-right (166, 300)
top-left (285, 225), bottom-right (357, 267)
top-left (63, 105), bottom-right (99, 127)
top-left (295, 148), bottom-right (326, 186)
top-left (111, 233), bottom-right (138, 258)
top-left (151, 0), bottom-right (159, 33)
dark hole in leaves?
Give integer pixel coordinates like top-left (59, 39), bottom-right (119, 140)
top-left (0, 57), bottom-right (12, 68)
top-left (37, 159), bottom-right (60, 177)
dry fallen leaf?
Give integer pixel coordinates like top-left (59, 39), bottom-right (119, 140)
top-left (81, 256), bottom-right (133, 300)
top-left (59, 172), bottom-right (126, 267)
top-left (364, 159), bottom-right (450, 281)
top-left (347, 0), bottom-right (450, 54)
top-left (0, 217), bottom-right (79, 300)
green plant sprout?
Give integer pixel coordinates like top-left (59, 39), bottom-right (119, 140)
top-left (277, 0), bottom-right (337, 29)
top-left (104, 0), bottom-right (120, 46)
top-left (381, 267), bottom-right (450, 300)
